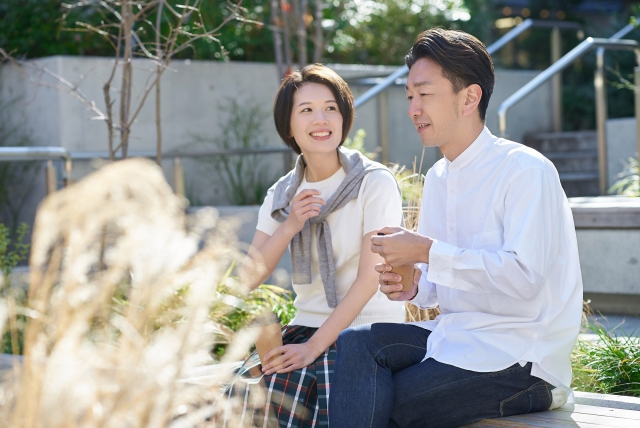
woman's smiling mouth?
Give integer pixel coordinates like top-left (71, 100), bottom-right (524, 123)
top-left (310, 130), bottom-right (332, 140)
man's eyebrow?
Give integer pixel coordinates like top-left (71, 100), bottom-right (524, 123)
top-left (404, 80), bottom-right (433, 90)
top-left (297, 100), bottom-right (338, 107)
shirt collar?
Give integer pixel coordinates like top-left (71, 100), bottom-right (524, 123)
top-left (444, 126), bottom-right (493, 170)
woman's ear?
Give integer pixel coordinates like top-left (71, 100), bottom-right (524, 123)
top-left (461, 84), bottom-right (482, 117)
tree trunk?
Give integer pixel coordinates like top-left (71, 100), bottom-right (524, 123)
top-left (293, 0), bottom-right (307, 68)
top-left (270, 0), bottom-right (285, 79)
top-left (313, 0), bottom-right (323, 63)
top-left (280, 1), bottom-right (293, 71)
top-left (155, 1), bottom-right (164, 166)
top-left (120, 0), bottom-right (133, 158)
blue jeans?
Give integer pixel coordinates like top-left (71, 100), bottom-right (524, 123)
top-left (329, 323), bottom-right (553, 428)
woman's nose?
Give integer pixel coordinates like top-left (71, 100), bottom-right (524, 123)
top-left (313, 111), bottom-right (328, 124)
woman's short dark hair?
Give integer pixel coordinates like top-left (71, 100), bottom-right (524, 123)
top-left (273, 64), bottom-right (355, 155)
top-left (405, 28), bottom-right (495, 121)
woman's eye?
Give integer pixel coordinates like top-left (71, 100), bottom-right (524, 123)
top-left (301, 108), bottom-right (311, 112)
top-left (327, 106), bottom-right (337, 111)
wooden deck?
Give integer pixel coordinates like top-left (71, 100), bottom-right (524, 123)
top-left (466, 392), bottom-right (640, 427)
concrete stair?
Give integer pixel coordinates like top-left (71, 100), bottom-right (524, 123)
top-left (523, 131), bottom-right (600, 197)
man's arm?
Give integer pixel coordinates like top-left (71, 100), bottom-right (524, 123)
top-left (374, 167), bottom-right (565, 301)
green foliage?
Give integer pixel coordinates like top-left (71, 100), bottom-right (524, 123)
top-left (215, 283), bottom-right (296, 333)
top-left (608, 157), bottom-right (640, 197)
top-left (0, 0), bottom-right (113, 58)
top-left (0, 222), bottom-right (29, 355)
top-left (0, 223), bottom-right (29, 291)
top-left (572, 325), bottom-right (640, 397)
top-left (211, 271), bottom-right (296, 357)
top-left (343, 129), bottom-right (378, 160)
top-left (191, 98), bottom-right (280, 205)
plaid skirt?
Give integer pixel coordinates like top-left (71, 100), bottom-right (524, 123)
top-left (218, 325), bottom-right (337, 428)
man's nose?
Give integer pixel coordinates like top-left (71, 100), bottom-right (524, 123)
top-left (408, 98), bottom-right (422, 118)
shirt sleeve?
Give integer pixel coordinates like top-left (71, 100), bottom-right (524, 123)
top-left (360, 169), bottom-right (404, 236)
top-left (409, 263), bottom-right (439, 309)
top-left (256, 186), bottom-right (282, 236)
top-left (426, 167), bottom-right (564, 301)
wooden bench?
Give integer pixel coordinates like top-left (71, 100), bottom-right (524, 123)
top-left (466, 391), bottom-right (640, 427)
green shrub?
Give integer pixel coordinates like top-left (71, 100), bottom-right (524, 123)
top-left (572, 325), bottom-right (640, 397)
top-left (609, 157), bottom-right (639, 197)
top-left (0, 222), bottom-right (29, 355)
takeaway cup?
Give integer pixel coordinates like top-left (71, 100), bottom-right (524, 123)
top-left (376, 232), bottom-right (415, 292)
top-left (251, 312), bottom-right (283, 364)
top-left (390, 263), bottom-right (415, 292)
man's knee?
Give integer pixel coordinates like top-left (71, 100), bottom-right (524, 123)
top-left (337, 323), bottom-right (371, 353)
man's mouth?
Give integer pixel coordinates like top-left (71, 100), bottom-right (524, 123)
top-left (416, 124), bottom-right (430, 133)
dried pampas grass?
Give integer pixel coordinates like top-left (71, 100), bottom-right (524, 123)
top-left (0, 158), bottom-right (261, 427)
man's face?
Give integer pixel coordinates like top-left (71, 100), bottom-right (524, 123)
top-left (405, 58), bottom-right (465, 150)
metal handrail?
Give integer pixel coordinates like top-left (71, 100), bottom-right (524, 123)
top-left (0, 146), bottom-right (72, 181)
top-left (68, 146), bottom-right (293, 160)
top-left (353, 19), bottom-right (582, 109)
top-left (594, 23), bottom-right (637, 195)
top-left (0, 146), bottom-right (71, 163)
top-left (497, 37), bottom-right (640, 195)
top-left (498, 38), bottom-right (640, 136)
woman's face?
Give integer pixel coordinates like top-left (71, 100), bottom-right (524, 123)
top-left (290, 82), bottom-right (343, 156)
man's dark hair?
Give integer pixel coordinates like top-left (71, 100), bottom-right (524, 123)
top-left (273, 64), bottom-right (355, 155)
top-left (405, 28), bottom-right (495, 121)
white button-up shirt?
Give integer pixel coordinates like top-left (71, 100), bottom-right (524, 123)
top-left (412, 127), bottom-right (583, 388)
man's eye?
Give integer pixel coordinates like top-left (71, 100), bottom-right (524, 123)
top-left (407, 96), bottom-right (413, 101)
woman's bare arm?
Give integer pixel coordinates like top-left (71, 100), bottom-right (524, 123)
top-left (262, 230), bottom-right (387, 374)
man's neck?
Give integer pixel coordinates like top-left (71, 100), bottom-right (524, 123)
top-left (440, 121), bottom-right (485, 162)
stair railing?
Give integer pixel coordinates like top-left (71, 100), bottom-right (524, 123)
top-left (0, 147), bottom-right (72, 193)
top-left (497, 38), bottom-right (640, 195)
top-left (352, 18), bottom-right (581, 162)
top-left (354, 19), bottom-right (581, 109)
top-left (595, 23), bottom-right (636, 196)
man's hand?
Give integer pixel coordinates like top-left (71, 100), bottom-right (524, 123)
top-left (376, 263), bottom-right (421, 301)
top-left (371, 226), bottom-right (433, 266)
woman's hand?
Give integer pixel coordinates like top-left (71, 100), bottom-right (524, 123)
top-left (376, 263), bottom-right (421, 301)
top-left (261, 342), bottom-right (324, 375)
top-left (283, 190), bottom-right (325, 235)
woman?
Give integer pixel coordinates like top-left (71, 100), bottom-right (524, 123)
top-left (235, 64), bottom-right (405, 427)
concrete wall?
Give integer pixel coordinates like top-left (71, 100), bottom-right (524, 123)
top-left (606, 117), bottom-right (639, 188)
top-left (1, 57), bottom-right (555, 232)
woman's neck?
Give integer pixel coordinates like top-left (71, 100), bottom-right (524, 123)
top-left (303, 150), bottom-right (341, 182)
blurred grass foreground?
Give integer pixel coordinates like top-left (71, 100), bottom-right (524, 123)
top-left (0, 158), bottom-right (275, 427)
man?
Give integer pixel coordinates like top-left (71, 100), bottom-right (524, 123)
top-left (328, 28), bottom-right (583, 428)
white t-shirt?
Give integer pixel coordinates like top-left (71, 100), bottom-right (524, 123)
top-left (257, 167), bottom-right (406, 328)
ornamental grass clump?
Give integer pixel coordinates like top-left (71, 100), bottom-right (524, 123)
top-left (571, 324), bottom-right (640, 397)
top-left (0, 158), bottom-right (267, 427)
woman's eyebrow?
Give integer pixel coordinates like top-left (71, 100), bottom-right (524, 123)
top-left (296, 100), bottom-right (337, 107)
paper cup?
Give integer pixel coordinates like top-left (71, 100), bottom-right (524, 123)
top-left (390, 264), bottom-right (415, 292)
top-left (255, 322), bottom-right (283, 364)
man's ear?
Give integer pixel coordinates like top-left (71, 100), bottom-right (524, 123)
top-left (461, 84), bottom-right (482, 117)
